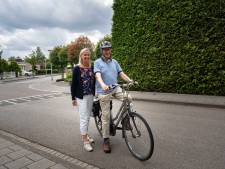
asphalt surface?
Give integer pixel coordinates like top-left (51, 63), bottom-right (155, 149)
top-left (0, 78), bottom-right (53, 100)
top-left (0, 77), bottom-right (225, 169)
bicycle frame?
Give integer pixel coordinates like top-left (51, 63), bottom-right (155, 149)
top-left (110, 85), bottom-right (132, 129)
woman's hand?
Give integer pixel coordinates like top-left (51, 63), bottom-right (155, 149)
top-left (72, 100), bottom-right (77, 106)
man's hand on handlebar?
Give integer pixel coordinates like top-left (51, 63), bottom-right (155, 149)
top-left (102, 84), bottom-right (110, 92)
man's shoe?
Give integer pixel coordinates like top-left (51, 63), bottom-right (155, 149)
top-left (103, 139), bottom-right (111, 153)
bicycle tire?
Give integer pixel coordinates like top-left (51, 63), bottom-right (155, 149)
top-left (122, 112), bottom-right (154, 161)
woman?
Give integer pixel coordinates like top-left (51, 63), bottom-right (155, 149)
top-left (71, 48), bottom-right (95, 152)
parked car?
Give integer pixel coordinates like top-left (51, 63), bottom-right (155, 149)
top-left (22, 70), bottom-right (33, 76)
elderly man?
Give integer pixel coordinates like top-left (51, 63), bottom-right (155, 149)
top-left (94, 41), bottom-right (134, 153)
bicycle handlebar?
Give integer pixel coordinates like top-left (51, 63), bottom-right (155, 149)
top-left (121, 81), bottom-right (138, 88)
top-left (108, 81), bottom-right (139, 90)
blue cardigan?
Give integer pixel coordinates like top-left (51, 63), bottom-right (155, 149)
top-left (71, 65), bottom-right (95, 100)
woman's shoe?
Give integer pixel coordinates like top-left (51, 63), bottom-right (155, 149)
top-left (83, 142), bottom-right (93, 152)
top-left (87, 135), bottom-right (95, 144)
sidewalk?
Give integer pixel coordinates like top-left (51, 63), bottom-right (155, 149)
top-left (51, 81), bottom-right (225, 109)
top-left (0, 74), bottom-right (60, 84)
top-left (0, 135), bottom-right (68, 169)
top-left (130, 91), bottom-right (225, 109)
top-left (0, 130), bottom-right (98, 169)
top-left (0, 77), bottom-right (38, 84)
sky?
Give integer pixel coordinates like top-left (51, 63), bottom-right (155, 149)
top-left (0, 0), bottom-right (113, 59)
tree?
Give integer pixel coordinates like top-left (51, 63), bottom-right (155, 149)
top-left (25, 51), bottom-right (38, 73)
top-left (36, 47), bottom-right (46, 68)
top-left (67, 36), bottom-right (94, 65)
top-left (49, 46), bottom-right (68, 79)
top-left (8, 61), bottom-right (21, 77)
top-left (58, 46), bottom-right (68, 79)
top-left (0, 49), bottom-right (3, 79)
top-left (25, 47), bottom-right (46, 74)
top-left (94, 35), bottom-right (112, 59)
top-left (8, 56), bottom-right (16, 62)
top-left (0, 58), bottom-right (9, 79)
top-left (1, 59), bottom-right (9, 72)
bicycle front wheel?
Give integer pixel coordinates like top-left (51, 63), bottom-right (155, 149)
top-left (122, 112), bottom-right (154, 161)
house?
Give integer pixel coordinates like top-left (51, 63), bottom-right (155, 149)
top-left (15, 57), bottom-right (41, 72)
top-left (15, 57), bottom-right (32, 72)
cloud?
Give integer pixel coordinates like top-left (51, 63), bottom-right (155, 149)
top-left (0, 0), bottom-right (113, 58)
top-left (1, 28), bottom-right (105, 57)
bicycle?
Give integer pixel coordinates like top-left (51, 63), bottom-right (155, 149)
top-left (92, 82), bottom-right (154, 161)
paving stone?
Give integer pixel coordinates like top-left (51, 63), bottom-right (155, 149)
top-left (26, 153), bottom-right (43, 161)
top-left (50, 164), bottom-right (68, 169)
top-left (0, 155), bottom-right (12, 165)
top-left (0, 148), bottom-right (13, 156)
top-left (0, 141), bottom-right (13, 149)
top-left (8, 145), bottom-right (23, 151)
top-left (0, 138), bottom-right (7, 143)
top-left (7, 149), bottom-right (32, 160)
top-left (80, 162), bottom-right (88, 168)
top-left (5, 157), bottom-right (33, 169)
top-left (27, 158), bottom-right (55, 169)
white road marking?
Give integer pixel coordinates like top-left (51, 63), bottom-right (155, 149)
top-left (0, 93), bottom-right (63, 106)
top-left (28, 84), bottom-right (60, 93)
top-left (2, 100), bottom-right (17, 105)
top-left (17, 98), bottom-right (32, 101)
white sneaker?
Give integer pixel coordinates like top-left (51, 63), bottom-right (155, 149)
top-left (87, 135), bottom-right (95, 144)
top-left (83, 142), bottom-right (93, 152)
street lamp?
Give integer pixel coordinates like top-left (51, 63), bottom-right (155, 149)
top-left (0, 46), bottom-right (3, 80)
top-left (48, 49), bottom-right (53, 81)
top-left (45, 58), bottom-right (47, 75)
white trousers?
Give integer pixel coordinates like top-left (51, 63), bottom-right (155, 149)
top-left (77, 95), bottom-right (94, 135)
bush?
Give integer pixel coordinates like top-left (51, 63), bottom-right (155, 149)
top-left (36, 70), bottom-right (46, 75)
top-left (112, 0), bottom-right (225, 95)
top-left (65, 71), bottom-right (72, 82)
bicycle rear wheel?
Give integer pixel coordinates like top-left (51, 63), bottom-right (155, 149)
top-left (122, 112), bottom-right (154, 161)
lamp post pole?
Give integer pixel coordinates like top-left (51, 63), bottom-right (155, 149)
top-left (51, 63), bottom-right (53, 81)
top-left (0, 47), bottom-right (3, 80)
top-left (48, 49), bottom-right (53, 81)
top-left (45, 59), bottom-right (47, 75)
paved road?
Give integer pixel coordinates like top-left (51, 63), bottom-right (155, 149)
top-left (0, 78), bottom-right (53, 100)
top-left (0, 78), bottom-right (225, 169)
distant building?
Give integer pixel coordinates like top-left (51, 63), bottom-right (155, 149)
top-left (15, 56), bottom-right (23, 63)
top-left (14, 57), bottom-right (41, 71)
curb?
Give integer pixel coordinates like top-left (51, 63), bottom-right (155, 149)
top-left (61, 91), bottom-right (225, 109)
top-left (0, 129), bottom-right (100, 169)
top-left (132, 97), bottom-right (225, 109)
top-left (0, 74), bottom-right (60, 84)
top-left (0, 77), bottom-right (38, 83)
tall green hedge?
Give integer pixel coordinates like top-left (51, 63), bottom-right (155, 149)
top-left (112, 0), bottom-right (225, 95)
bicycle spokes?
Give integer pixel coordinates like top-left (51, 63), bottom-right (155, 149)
top-left (123, 112), bottom-right (154, 161)
top-left (130, 116), bottom-right (141, 137)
